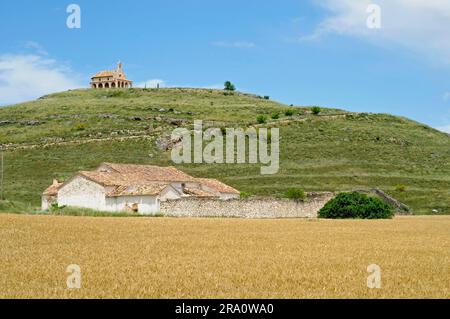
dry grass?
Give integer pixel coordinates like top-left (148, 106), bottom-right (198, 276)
top-left (0, 214), bottom-right (449, 299)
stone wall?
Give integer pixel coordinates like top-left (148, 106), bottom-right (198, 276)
top-left (160, 192), bottom-right (334, 218)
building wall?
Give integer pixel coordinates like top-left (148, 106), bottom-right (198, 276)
top-left (57, 178), bottom-right (181, 214)
top-left (197, 184), bottom-right (239, 200)
top-left (105, 196), bottom-right (158, 214)
top-left (218, 193), bottom-right (240, 200)
top-left (58, 176), bottom-right (107, 211)
top-left (170, 182), bottom-right (201, 193)
top-left (41, 195), bottom-right (57, 210)
top-left (159, 186), bottom-right (182, 201)
top-left (104, 186), bottom-right (181, 214)
top-left (160, 193), bottom-right (334, 218)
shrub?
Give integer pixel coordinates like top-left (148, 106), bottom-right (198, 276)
top-left (318, 192), bottom-right (394, 219)
top-left (264, 96), bottom-right (270, 100)
top-left (224, 81), bottom-right (236, 91)
top-left (74, 123), bottom-right (86, 131)
top-left (240, 192), bottom-right (250, 199)
top-left (311, 106), bottom-right (321, 115)
top-left (257, 115), bottom-right (267, 124)
top-left (284, 109), bottom-right (294, 116)
top-left (395, 184), bottom-right (407, 192)
top-left (271, 112), bottom-right (280, 120)
top-left (284, 188), bottom-right (306, 202)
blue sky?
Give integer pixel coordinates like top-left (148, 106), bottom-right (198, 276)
top-left (1, 0), bottom-right (450, 132)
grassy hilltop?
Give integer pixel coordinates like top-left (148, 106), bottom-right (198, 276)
top-left (0, 88), bottom-right (449, 214)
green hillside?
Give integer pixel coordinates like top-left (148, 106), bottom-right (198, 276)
top-left (1, 88), bottom-right (449, 214)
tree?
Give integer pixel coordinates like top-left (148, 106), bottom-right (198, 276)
top-left (318, 192), bottom-right (394, 219)
top-left (224, 81), bottom-right (236, 91)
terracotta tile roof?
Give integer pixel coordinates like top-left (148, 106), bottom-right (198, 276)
top-left (195, 178), bottom-right (240, 194)
top-left (43, 180), bottom-right (64, 196)
top-left (92, 70), bottom-right (116, 78)
top-left (100, 163), bottom-right (196, 182)
top-left (78, 171), bottom-right (135, 186)
top-left (107, 183), bottom-right (172, 197)
top-left (91, 71), bottom-right (132, 81)
top-left (183, 187), bottom-right (217, 198)
top-left (49, 163), bottom-right (240, 199)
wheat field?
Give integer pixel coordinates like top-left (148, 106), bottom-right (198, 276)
top-left (0, 214), bottom-right (448, 299)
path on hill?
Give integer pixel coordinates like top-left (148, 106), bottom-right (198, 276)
top-left (1, 112), bottom-right (353, 151)
top-left (1, 134), bottom-right (156, 151)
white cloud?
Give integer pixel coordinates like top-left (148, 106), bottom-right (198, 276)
top-left (212, 41), bottom-right (256, 48)
top-left (436, 125), bottom-right (450, 133)
top-left (24, 41), bottom-right (48, 56)
top-left (0, 53), bottom-right (82, 106)
top-left (135, 79), bottom-right (166, 88)
top-left (304, 0), bottom-right (450, 64)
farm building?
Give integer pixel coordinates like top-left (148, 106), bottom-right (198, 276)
top-left (42, 163), bottom-right (240, 214)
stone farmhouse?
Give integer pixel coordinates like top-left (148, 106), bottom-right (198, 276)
top-left (90, 62), bottom-right (133, 89)
top-left (42, 163), bottom-right (240, 214)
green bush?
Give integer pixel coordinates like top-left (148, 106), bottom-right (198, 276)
top-left (284, 188), bottom-right (306, 202)
top-left (311, 106), bottom-right (321, 115)
top-left (284, 109), bottom-right (294, 116)
top-left (224, 81), bottom-right (236, 91)
top-left (318, 192), bottom-right (394, 219)
top-left (257, 115), bottom-right (267, 124)
top-left (264, 96), bottom-right (270, 100)
top-left (271, 112), bottom-right (280, 120)
top-left (240, 192), bottom-right (250, 199)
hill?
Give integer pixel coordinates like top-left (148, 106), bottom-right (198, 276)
top-left (0, 88), bottom-right (449, 214)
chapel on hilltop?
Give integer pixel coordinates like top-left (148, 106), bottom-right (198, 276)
top-left (90, 61), bottom-right (133, 89)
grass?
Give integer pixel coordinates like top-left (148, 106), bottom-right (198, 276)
top-left (0, 200), bottom-right (165, 217)
top-left (1, 88), bottom-right (449, 214)
top-left (47, 206), bottom-right (152, 217)
top-left (0, 214), bottom-right (448, 298)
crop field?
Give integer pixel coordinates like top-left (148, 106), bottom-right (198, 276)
top-left (0, 214), bottom-right (449, 299)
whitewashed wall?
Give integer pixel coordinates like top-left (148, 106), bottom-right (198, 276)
top-left (170, 182), bottom-right (201, 193)
top-left (199, 184), bottom-right (239, 200)
top-left (218, 193), bottom-right (240, 200)
top-left (105, 195), bottom-right (158, 214)
top-left (58, 176), bottom-right (107, 211)
top-left (159, 186), bottom-right (182, 201)
top-left (104, 186), bottom-right (180, 214)
top-left (41, 195), bottom-right (56, 210)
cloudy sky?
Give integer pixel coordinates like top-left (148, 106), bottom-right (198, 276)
top-left (1, 0), bottom-right (450, 132)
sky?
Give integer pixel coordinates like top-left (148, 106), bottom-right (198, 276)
top-left (1, 0), bottom-right (450, 133)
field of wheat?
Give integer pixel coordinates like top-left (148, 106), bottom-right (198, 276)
top-left (0, 214), bottom-right (448, 299)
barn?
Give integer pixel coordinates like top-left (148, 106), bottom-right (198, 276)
top-left (42, 163), bottom-right (240, 214)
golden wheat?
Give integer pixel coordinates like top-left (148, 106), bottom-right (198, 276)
top-left (0, 214), bottom-right (448, 299)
